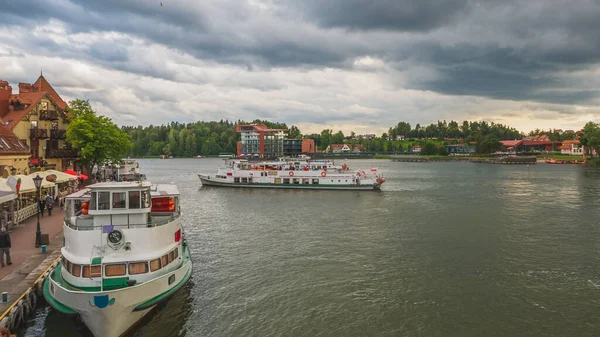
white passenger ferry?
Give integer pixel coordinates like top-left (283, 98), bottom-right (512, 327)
top-left (43, 181), bottom-right (192, 337)
top-left (198, 159), bottom-right (386, 191)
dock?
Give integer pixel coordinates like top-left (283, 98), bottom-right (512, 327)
top-left (391, 156), bottom-right (537, 164)
top-left (0, 211), bottom-right (64, 331)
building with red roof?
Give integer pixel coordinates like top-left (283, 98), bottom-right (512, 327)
top-left (0, 74), bottom-right (75, 173)
top-left (236, 124), bottom-right (287, 158)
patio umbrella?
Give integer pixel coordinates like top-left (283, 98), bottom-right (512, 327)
top-left (79, 174), bottom-right (89, 180)
top-left (64, 169), bottom-right (78, 176)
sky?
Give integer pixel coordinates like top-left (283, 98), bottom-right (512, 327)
top-left (1, 0), bottom-right (599, 135)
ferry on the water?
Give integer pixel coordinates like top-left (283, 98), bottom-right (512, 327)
top-left (43, 181), bottom-right (192, 337)
top-left (198, 158), bottom-right (386, 191)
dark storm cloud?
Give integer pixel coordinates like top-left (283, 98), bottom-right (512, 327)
top-left (288, 0), bottom-right (470, 32)
top-left (1, 0), bottom-right (599, 108)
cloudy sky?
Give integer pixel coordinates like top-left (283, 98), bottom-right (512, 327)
top-left (1, 0), bottom-right (599, 134)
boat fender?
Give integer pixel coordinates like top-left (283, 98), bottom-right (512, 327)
top-left (289, 171), bottom-right (294, 177)
top-left (321, 171), bottom-right (327, 177)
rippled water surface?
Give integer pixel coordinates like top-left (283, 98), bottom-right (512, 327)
top-left (22, 159), bottom-right (600, 336)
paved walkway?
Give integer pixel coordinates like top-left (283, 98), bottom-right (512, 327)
top-left (0, 210), bottom-right (64, 314)
top-left (0, 210), bottom-right (63, 280)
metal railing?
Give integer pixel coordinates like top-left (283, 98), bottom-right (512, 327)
top-left (64, 212), bottom-right (180, 231)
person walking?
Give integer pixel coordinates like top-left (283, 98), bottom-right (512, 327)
top-left (59, 196), bottom-right (65, 213)
top-left (38, 195), bottom-right (46, 216)
top-left (46, 194), bottom-right (54, 216)
top-left (0, 227), bottom-right (11, 267)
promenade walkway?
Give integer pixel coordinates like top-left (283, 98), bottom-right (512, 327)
top-left (0, 210), bottom-right (64, 314)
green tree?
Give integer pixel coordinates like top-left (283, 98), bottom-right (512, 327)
top-left (66, 99), bottom-right (132, 171)
top-left (581, 121), bottom-right (600, 158)
top-left (288, 125), bottom-right (302, 139)
top-left (421, 142), bottom-right (438, 155)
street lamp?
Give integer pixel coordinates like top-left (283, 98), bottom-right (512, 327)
top-left (32, 174), bottom-right (43, 248)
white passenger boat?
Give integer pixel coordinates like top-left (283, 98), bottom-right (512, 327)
top-left (198, 159), bottom-right (386, 191)
top-left (43, 181), bottom-right (192, 337)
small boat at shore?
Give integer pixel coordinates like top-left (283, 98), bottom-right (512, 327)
top-left (198, 158), bottom-right (386, 191)
top-left (43, 181), bottom-right (192, 337)
top-left (544, 159), bottom-right (586, 165)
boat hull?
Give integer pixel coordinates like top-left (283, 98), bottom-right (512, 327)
top-left (199, 175), bottom-right (380, 191)
top-left (43, 251), bottom-right (192, 337)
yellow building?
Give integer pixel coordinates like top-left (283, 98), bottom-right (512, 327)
top-left (0, 75), bottom-right (75, 174)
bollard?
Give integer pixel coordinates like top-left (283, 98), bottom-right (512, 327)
top-left (41, 245), bottom-right (47, 253)
top-left (1, 292), bottom-right (7, 303)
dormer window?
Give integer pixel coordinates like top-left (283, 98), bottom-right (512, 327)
top-left (41, 101), bottom-right (48, 110)
top-left (31, 120), bottom-right (37, 129)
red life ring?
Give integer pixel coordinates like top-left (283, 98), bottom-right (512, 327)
top-left (321, 171), bottom-right (327, 177)
top-left (289, 171), bottom-right (294, 177)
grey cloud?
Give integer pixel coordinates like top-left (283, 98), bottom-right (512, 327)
top-left (1, 0), bottom-right (599, 112)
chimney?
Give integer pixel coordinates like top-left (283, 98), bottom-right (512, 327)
top-left (18, 82), bottom-right (32, 94)
top-left (0, 81), bottom-right (10, 117)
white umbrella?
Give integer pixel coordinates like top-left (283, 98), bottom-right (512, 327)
top-left (8, 174), bottom-right (55, 194)
top-left (29, 170), bottom-right (76, 183)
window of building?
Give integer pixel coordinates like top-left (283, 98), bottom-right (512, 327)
top-left (129, 262), bottom-right (149, 275)
top-left (98, 192), bottom-right (110, 210)
top-left (105, 264), bottom-right (126, 277)
top-left (112, 192), bottom-right (126, 209)
top-left (31, 120), bottom-right (38, 128)
top-left (41, 101), bottom-right (48, 110)
top-left (150, 258), bottom-right (161, 272)
top-left (129, 191), bottom-right (140, 209)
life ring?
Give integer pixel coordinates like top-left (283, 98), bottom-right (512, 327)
top-left (321, 171), bottom-right (327, 177)
top-left (289, 171), bottom-right (294, 177)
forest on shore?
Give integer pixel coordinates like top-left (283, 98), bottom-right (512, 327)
top-left (121, 119), bottom-right (580, 157)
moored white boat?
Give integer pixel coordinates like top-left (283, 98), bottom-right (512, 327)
top-left (198, 158), bottom-right (386, 191)
top-left (43, 181), bottom-right (192, 337)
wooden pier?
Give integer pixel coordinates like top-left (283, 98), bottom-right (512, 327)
top-left (391, 156), bottom-right (536, 165)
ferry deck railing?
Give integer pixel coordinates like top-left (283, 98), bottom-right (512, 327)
top-left (64, 212), bottom-right (180, 231)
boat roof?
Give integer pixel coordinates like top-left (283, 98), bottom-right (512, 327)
top-left (88, 181), bottom-right (152, 189)
top-left (65, 182), bottom-right (179, 199)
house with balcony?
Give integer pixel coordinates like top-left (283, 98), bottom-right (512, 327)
top-left (326, 144), bottom-right (351, 153)
top-left (559, 140), bottom-right (583, 156)
top-left (236, 124), bottom-right (286, 158)
top-left (0, 75), bottom-right (75, 172)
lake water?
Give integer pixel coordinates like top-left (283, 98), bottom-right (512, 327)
top-left (22, 158), bottom-right (600, 336)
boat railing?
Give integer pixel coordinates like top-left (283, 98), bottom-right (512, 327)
top-left (64, 212), bottom-right (181, 231)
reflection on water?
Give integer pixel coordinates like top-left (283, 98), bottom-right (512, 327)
top-left (21, 159), bottom-right (600, 337)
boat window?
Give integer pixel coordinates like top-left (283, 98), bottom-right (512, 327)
top-left (150, 258), bottom-right (161, 272)
top-left (129, 262), bottom-right (149, 275)
top-left (64, 200), bottom-right (72, 221)
top-left (142, 189), bottom-right (151, 208)
top-left (105, 264), bottom-right (126, 277)
top-left (89, 192), bottom-right (97, 210)
top-left (129, 191), bottom-right (141, 209)
top-left (98, 192), bottom-right (110, 210)
top-left (112, 192), bottom-right (126, 209)
top-left (234, 178), bottom-right (240, 183)
top-left (173, 248), bottom-right (179, 260)
top-left (161, 254), bottom-right (168, 267)
top-left (312, 179), bottom-right (319, 184)
top-left (168, 251), bottom-right (175, 263)
top-left (66, 261), bottom-right (72, 274)
top-left (72, 264), bottom-right (82, 277)
top-left (90, 265), bottom-right (101, 277)
top-left (82, 265), bottom-right (90, 278)
top-left (283, 178), bottom-right (290, 184)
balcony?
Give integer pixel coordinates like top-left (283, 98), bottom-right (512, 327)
top-left (45, 149), bottom-right (78, 158)
top-left (30, 128), bottom-right (49, 140)
top-left (50, 129), bottom-right (67, 139)
top-left (40, 110), bottom-right (59, 120)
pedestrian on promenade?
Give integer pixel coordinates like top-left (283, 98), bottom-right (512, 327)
top-left (59, 196), bottom-right (65, 213)
top-left (38, 195), bottom-right (46, 216)
top-left (0, 227), bottom-right (11, 267)
top-left (46, 194), bottom-right (54, 216)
